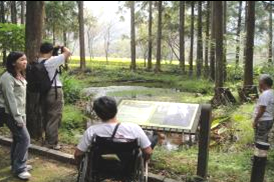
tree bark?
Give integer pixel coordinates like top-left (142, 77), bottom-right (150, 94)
top-left (209, 1), bottom-right (215, 81)
top-left (21, 1), bottom-right (25, 24)
top-left (244, 1), bottom-right (255, 86)
top-left (197, 1), bottom-right (203, 78)
top-left (52, 25), bottom-right (55, 45)
top-left (189, 1), bottom-right (195, 76)
top-left (243, 1), bottom-right (248, 61)
top-left (25, 1), bottom-right (44, 139)
top-left (0, 1), bottom-right (6, 66)
top-left (147, 1), bottom-right (153, 70)
top-left (223, 1), bottom-right (227, 81)
top-left (204, 1), bottom-right (210, 78)
top-left (11, 1), bottom-right (17, 24)
top-left (78, 1), bottom-right (86, 70)
top-left (155, 1), bottom-right (162, 73)
top-left (130, 1), bottom-right (136, 71)
top-left (179, 1), bottom-right (185, 73)
top-left (63, 30), bottom-right (69, 70)
top-left (214, 1), bottom-right (223, 88)
top-left (235, 1), bottom-right (242, 65)
top-left (0, 1), bottom-right (5, 23)
top-left (268, 1), bottom-right (273, 63)
top-left (25, 1), bottom-right (44, 63)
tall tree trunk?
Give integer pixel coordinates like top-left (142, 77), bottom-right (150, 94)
top-left (189, 1), bottom-right (195, 76)
top-left (63, 31), bottom-right (67, 47)
top-left (197, 1), bottom-right (203, 78)
top-left (268, 1), bottom-right (273, 63)
top-left (21, 1), bottom-right (25, 24)
top-left (0, 1), bottom-right (4, 23)
top-left (210, 1), bottom-right (215, 81)
top-left (214, 1), bottom-right (223, 88)
top-left (147, 1), bottom-right (153, 70)
top-left (204, 1), bottom-right (210, 78)
top-left (25, 1), bottom-right (44, 139)
top-left (11, 1), bottom-right (17, 24)
top-left (179, 1), bottom-right (185, 73)
top-left (155, 1), bottom-right (162, 73)
top-left (244, 1), bottom-right (255, 86)
top-left (0, 1), bottom-right (6, 66)
top-left (78, 1), bottom-right (86, 70)
top-left (243, 2), bottom-right (248, 61)
top-left (235, 1), bottom-right (242, 65)
top-left (63, 30), bottom-right (69, 70)
top-left (52, 25), bottom-right (55, 45)
top-left (223, 1), bottom-right (227, 81)
top-left (130, 1), bottom-right (136, 71)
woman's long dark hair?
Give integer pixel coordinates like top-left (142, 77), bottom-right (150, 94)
top-left (6, 52), bottom-right (25, 78)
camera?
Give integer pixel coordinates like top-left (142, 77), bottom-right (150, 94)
top-left (52, 46), bottom-right (64, 56)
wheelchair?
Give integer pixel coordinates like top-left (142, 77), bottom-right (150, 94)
top-left (77, 135), bottom-right (147, 182)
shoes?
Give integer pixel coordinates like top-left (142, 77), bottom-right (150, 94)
top-left (45, 143), bottom-right (62, 150)
top-left (52, 144), bottom-right (61, 150)
top-left (26, 165), bottom-right (33, 171)
top-left (11, 165), bottom-right (32, 172)
top-left (18, 171), bottom-right (31, 180)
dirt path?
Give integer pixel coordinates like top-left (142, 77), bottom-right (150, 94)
top-left (0, 145), bottom-right (77, 182)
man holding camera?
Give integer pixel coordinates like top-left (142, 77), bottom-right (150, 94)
top-left (38, 42), bottom-right (71, 150)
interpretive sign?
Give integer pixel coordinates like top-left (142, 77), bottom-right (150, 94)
top-left (117, 100), bottom-right (201, 133)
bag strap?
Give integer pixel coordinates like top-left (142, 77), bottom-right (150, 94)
top-left (111, 123), bottom-right (121, 139)
top-left (40, 59), bottom-right (48, 64)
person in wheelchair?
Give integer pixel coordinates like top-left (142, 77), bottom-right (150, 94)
top-left (74, 96), bottom-right (157, 182)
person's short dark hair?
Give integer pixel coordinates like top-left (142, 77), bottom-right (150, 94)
top-left (40, 42), bottom-right (54, 54)
top-left (6, 51), bottom-right (25, 78)
top-left (260, 74), bottom-right (273, 87)
top-left (93, 96), bottom-right (118, 121)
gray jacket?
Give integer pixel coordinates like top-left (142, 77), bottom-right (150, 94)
top-left (0, 72), bottom-right (27, 124)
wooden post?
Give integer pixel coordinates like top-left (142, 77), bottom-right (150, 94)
top-left (197, 104), bottom-right (212, 178)
top-left (250, 142), bottom-right (270, 182)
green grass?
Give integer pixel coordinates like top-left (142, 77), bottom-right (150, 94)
top-left (59, 104), bottom-right (87, 145)
top-left (1, 57), bottom-right (274, 181)
top-left (0, 146), bottom-right (77, 182)
top-left (107, 89), bottom-right (212, 104)
top-left (62, 59), bottom-right (274, 181)
top-left (66, 62), bottom-right (214, 95)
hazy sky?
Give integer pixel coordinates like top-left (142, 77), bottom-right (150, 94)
top-left (84, 1), bottom-right (130, 36)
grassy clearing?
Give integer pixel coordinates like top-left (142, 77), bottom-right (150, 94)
top-left (152, 103), bottom-right (274, 182)
top-left (61, 59), bottom-right (274, 181)
top-left (0, 146), bottom-right (77, 182)
top-left (1, 57), bottom-right (274, 181)
top-left (66, 63), bottom-right (214, 95)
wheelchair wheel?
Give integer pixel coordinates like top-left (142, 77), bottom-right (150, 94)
top-left (135, 154), bottom-right (145, 182)
top-left (77, 154), bottom-right (89, 182)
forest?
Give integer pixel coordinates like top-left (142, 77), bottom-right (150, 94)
top-left (0, 1), bottom-right (274, 182)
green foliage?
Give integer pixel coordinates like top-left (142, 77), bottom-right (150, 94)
top-left (0, 23), bottom-right (25, 52)
top-left (44, 1), bottom-right (78, 43)
top-left (61, 72), bottom-right (82, 104)
top-left (259, 62), bottom-right (274, 78)
top-left (60, 105), bottom-right (87, 144)
top-left (226, 64), bottom-right (244, 82)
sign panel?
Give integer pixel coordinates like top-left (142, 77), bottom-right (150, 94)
top-left (117, 100), bottom-right (201, 133)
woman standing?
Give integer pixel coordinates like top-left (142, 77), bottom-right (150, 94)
top-left (0, 52), bottom-right (31, 180)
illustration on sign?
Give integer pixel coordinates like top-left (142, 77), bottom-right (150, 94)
top-left (117, 100), bottom-right (201, 132)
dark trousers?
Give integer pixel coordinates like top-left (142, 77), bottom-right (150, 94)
top-left (5, 115), bottom-right (30, 174)
top-left (255, 120), bottom-right (274, 143)
top-left (41, 88), bottom-right (64, 145)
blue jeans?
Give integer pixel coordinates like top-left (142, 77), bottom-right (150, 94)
top-left (5, 115), bottom-right (30, 174)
